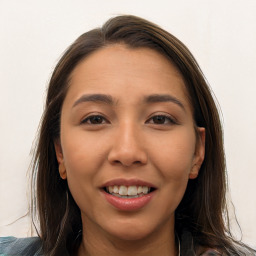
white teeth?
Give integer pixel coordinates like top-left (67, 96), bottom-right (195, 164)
top-left (127, 186), bottom-right (137, 196)
top-left (106, 185), bottom-right (151, 197)
top-left (113, 185), bottom-right (119, 193)
top-left (119, 185), bottom-right (128, 195)
top-left (142, 186), bottom-right (149, 194)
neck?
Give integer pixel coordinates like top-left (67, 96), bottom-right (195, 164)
top-left (77, 216), bottom-right (178, 256)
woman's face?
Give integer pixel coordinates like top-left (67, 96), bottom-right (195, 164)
top-left (55, 44), bottom-right (205, 241)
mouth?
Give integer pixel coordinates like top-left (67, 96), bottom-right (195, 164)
top-left (100, 179), bottom-right (157, 210)
top-left (103, 185), bottom-right (156, 199)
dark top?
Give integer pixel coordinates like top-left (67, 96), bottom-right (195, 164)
top-left (0, 235), bottom-right (221, 255)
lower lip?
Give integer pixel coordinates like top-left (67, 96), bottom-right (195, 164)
top-left (102, 190), bottom-right (155, 211)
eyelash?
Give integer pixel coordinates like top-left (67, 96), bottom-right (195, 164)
top-left (146, 114), bottom-right (177, 125)
top-left (81, 114), bottom-right (177, 126)
top-left (81, 115), bottom-right (109, 125)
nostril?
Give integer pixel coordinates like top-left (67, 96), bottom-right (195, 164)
top-left (111, 159), bottom-right (142, 167)
top-left (108, 146), bottom-right (148, 167)
top-left (113, 160), bottom-right (121, 164)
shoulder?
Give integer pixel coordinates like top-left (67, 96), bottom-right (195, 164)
top-left (0, 236), bottom-right (43, 256)
top-left (199, 249), bottom-right (222, 255)
top-left (179, 230), bottom-right (222, 256)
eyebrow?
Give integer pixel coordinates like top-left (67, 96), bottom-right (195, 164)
top-left (72, 93), bottom-right (185, 110)
top-left (144, 94), bottom-right (185, 110)
top-left (72, 94), bottom-right (113, 108)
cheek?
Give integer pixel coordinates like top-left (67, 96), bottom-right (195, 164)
top-left (149, 128), bottom-right (196, 176)
top-left (147, 127), bottom-right (196, 208)
top-left (61, 128), bottom-right (107, 173)
top-left (60, 130), bottom-right (107, 208)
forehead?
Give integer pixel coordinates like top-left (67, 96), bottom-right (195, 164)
top-left (66, 44), bottom-right (191, 110)
top-left (71, 44), bottom-right (183, 82)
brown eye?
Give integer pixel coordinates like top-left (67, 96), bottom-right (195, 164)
top-left (81, 115), bottom-right (107, 125)
top-left (152, 116), bottom-right (167, 124)
top-left (147, 115), bottom-right (176, 125)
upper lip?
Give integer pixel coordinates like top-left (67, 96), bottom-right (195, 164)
top-left (101, 178), bottom-right (157, 188)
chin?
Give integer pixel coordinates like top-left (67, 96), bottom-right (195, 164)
top-left (110, 229), bottom-right (152, 241)
top-left (102, 218), bottom-right (157, 241)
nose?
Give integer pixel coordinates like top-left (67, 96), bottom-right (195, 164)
top-left (107, 123), bottom-right (148, 167)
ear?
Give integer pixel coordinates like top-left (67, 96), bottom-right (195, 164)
top-left (189, 127), bottom-right (205, 179)
top-left (54, 139), bottom-right (67, 179)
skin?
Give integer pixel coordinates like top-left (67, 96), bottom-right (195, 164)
top-left (55, 44), bottom-right (205, 256)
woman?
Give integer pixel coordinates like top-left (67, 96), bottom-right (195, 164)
top-left (0, 15), bottom-right (255, 256)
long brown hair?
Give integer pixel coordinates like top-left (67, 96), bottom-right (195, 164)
top-left (31, 15), bottom-right (255, 255)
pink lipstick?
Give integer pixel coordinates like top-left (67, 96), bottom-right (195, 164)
top-left (100, 179), bottom-right (156, 211)
top-left (102, 190), bottom-right (155, 211)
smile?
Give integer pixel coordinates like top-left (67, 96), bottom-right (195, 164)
top-left (104, 185), bottom-right (154, 198)
top-left (101, 179), bottom-right (157, 211)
